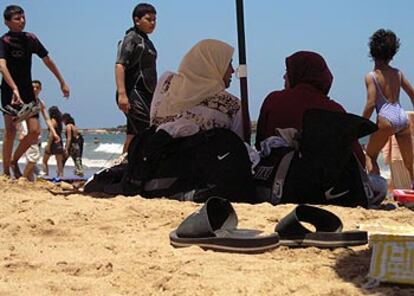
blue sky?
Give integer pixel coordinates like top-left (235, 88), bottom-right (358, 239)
top-left (1, 0), bottom-right (414, 128)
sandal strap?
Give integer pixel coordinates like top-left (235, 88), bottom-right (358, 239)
top-left (176, 197), bottom-right (238, 238)
top-left (275, 204), bottom-right (343, 237)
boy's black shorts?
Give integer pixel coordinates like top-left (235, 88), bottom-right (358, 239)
top-left (1, 86), bottom-right (39, 118)
top-left (118, 88), bottom-right (153, 135)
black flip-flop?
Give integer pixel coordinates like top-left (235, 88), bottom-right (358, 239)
top-left (13, 102), bottom-right (40, 123)
top-left (275, 205), bottom-right (368, 248)
top-left (0, 105), bottom-right (18, 116)
top-left (170, 197), bottom-right (280, 253)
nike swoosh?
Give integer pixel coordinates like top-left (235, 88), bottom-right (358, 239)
top-left (325, 187), bottom-right (349, 200)
top-left (217, 152), bottom-right (230, 161)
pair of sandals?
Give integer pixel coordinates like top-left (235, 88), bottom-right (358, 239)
top-left (170, 197), bottom-right (368, 253)
top-left (0, 102), bottom-right (40, 123)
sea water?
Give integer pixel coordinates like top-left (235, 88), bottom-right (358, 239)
top-left (0, 130), bottom-right (390, 178)
top-left (0, 130), bottom-right (124, 177)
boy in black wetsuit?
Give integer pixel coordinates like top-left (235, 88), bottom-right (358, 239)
top-left (0, 5), bottom-right (70, 178)
top-left (115, 3), bottom-right (157, 153)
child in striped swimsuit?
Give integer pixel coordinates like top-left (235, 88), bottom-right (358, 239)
top-left (362, 29), bottom-right (414, 187)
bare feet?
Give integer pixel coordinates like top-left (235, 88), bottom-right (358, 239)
top-left (10, 161), bottom-right (22, 179)
top-left (2, 168), bottom-right (11, 176)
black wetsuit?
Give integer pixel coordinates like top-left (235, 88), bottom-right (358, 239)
top-left (116, 27), bottom-right (157, 135)
top-left (0, 31), bottom-right (48, 109)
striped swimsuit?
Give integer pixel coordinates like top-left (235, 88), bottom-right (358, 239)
top-left (371, 71), bottom-right (408, 133)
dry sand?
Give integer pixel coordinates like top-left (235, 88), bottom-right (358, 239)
top-left (0, 176), bottom-right (413, 296)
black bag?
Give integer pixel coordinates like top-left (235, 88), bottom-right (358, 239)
top-left (83, 163), bottom-right (127, 194)
top-left (122, 128), bottom-right (256, 203)
top-left (83, 126), bottom-right (155, 196)
top-left (254, 109), bottom-right (378, 207)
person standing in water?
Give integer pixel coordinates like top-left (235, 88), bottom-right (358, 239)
top-left (42, 106), bottom-right (65, 177)
top-left (62, 113), bottom-right (84, 177)
top-left (20, 80), bottom-right (60, 181)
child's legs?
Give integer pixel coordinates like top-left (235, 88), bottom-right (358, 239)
top-left (72, 155), bottom-right (84, 176)
top-left (395, 127), bottom-right (414, 181)
top-left (42, 153), bottom-right (50, 175)
top-left (12, 117), bottom-right (41, 164)
top-left (78, 136), bottom-right (84, 157)
top-left (69, 144), bottom-right (84, 176)
top-left (23, 143), bottom-right (40, 181)
top-left (42, 133), bottom-right (53, 175)
top-left (366, 118), bottom-right (394, 174)
top-left (23, 162), bottom-right (36, 181)
top-left (2, 115), bottom-right (17, 175)
top-left (55, 154), bottom-right (64, 177)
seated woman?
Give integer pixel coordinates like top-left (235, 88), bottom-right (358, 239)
top-left (125, 39), bottom-right (254, 202)
top-left (150, 39), bottom-right (242, 138)
top-left (255, 51), bottom-right (365, 164)
top-left (254, 51), bottom-right (384, 207)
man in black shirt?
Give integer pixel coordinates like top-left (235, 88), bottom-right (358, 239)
top-left (0, 5), bottom-right (70, 177)
top-left (115, 3), bottom-right (157, 153)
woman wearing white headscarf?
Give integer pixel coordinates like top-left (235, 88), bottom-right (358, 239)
top-left (150, 39), bottom-right (243, 138)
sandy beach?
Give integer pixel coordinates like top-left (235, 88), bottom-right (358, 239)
top-left (0, 176), bottom-right (413, 296)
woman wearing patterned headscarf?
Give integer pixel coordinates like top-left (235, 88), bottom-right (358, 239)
top-left (150, 39), bottom-right (242, 138)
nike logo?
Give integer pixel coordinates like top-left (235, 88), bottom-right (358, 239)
top-left (217, 152), bottom-right (230, 161)
top-left (325, 187), bottom-right (349, 200)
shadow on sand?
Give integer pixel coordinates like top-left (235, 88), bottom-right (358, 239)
top-left (334, 248), bottom-right (414, 295)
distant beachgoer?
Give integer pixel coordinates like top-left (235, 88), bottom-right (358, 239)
top-left (255, 51), bottom-right (365, 164)
top-left (362, 29), bottom-right (414, 184)
top-left (42, 106), bottom-right (65, 177)
top-left (93, 137), bottom-right (100, 144)
top-left (150, 39), bottom-right (243, 139)
top-left (0, 5), bottom-right (69, 178)
top-left (20, 80), bottom-right (60, 181)
top-left (62, 113), bottom-right (84, 176)
top-left (115, 3), bottom-right (157, 153)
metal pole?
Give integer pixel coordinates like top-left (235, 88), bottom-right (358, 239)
top-left (235, 0), bottom-right (251, 143)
